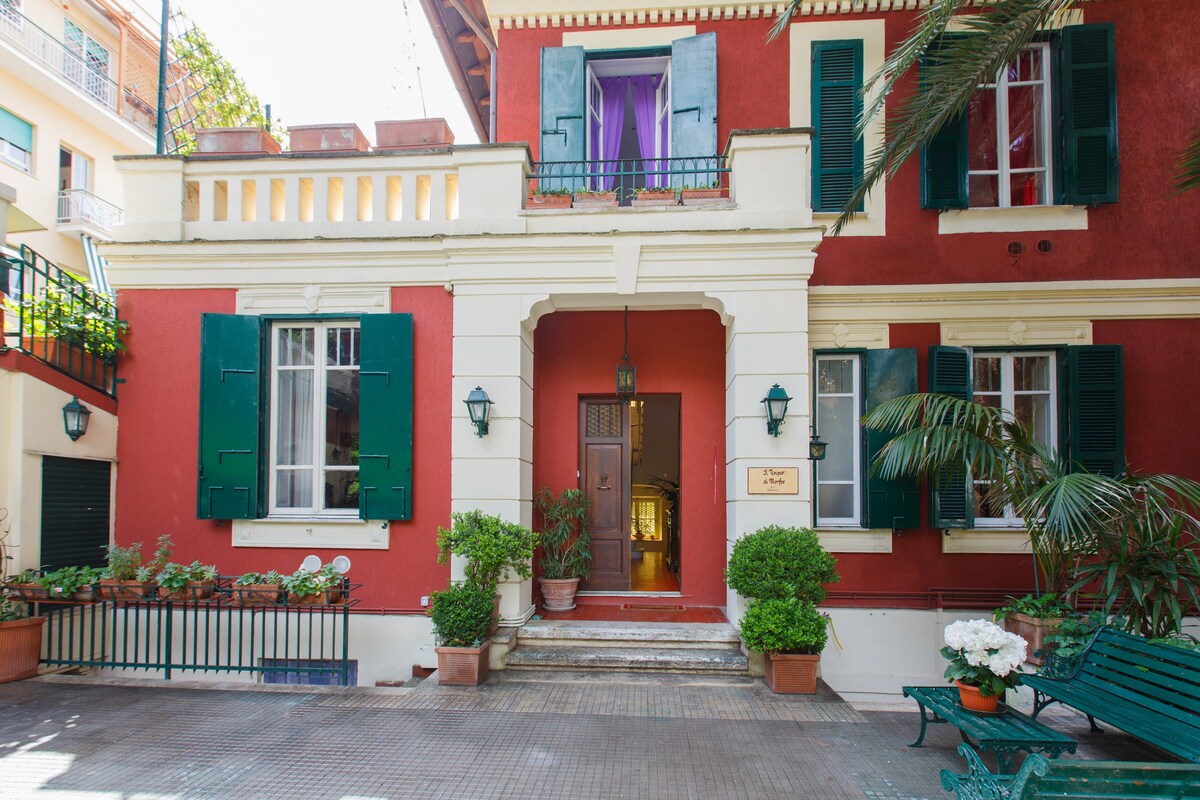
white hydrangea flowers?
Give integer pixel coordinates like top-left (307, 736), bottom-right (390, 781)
top-left (944, 619), bottom-right (1027, 678)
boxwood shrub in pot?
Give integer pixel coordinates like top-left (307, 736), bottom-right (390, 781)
top-left (739, 597), bottom-right (829, 694)
top-left (430, 581), bottom-right (495, 685)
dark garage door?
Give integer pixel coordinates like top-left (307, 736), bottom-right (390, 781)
top-left (41, 456), bottom-right (111, 570)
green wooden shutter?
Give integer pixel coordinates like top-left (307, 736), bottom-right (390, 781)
top-left (539, 46), bottom-right (586, 164)
top-left (812, 40), bottom-right (864, 213)
top-left (670, 33), bottom-right (718, 165)
top-left (864, 349), bottom-right (919, 530)
top-left (928, 345), bottom-right (973, 528)
top-left (1060, 24), bottom-right (1118, 205)
top-left (358, 313), bottom-right (414, 521)
top-left (0, 107), bottom-right (33, 151)
top-left (197, 313), bottom-right (263, 520)
top-left (919, 37), bottom-right (968, 210)
top-left (1066, 345), bottom-right (1124, 477)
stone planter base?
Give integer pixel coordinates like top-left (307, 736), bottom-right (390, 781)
top-left (0, 617), bottom-right (45, 684)
top-left (763, 652), bottom-right (819, 694)
top-left (436, 642), bottom-right (491, 685)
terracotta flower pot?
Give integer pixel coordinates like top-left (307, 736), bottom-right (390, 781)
top-left (435, 641), bottom-right (490, 685)
top-left (194, 127), bottom-right (281, 156)
top-left (956, 680), bottom-right (1001, 713)
top-left (0, 617), bottom-right (45, 683)
top-left (631, 190), bottom-right (678, 207)
top-left (528, 193), bottom-right (572, 209)
top-left (99, 579), bottom-right (155, 601)
top-left (572, 192), bottom-right (618, 208)
top-left (233, 584), bottom-right (282, 604)
top-left (287, 588), bottom-right (343, 605)
top-left (763, 652), bottom-right (820, 694)
top-left (374, 118), bottom-right (455, 150)
top-left (158, 581), bottom-right (216, 602)
top-left (539, 577), bottom-right (580, 612)
top-left (6, 582), bottom-right (47, 601)
top-left (1005, 612), bottom-right (1064, 666)
top-left (680, 187), bottom-right (730, 206)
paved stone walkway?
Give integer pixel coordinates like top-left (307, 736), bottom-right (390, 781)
top-left (0, 672), bottom-right (1161, 800)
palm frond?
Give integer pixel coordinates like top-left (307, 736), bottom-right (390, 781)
top-left (1176, 127), bottom-right (1200, 193)
top-left (829, 0), bottom-right (1082, 234)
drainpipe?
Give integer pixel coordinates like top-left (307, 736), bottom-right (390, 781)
top-left (444, 0), bottom-right (496, 143)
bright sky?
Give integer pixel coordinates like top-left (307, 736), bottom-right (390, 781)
top-left (145, 0), bottom-right (480, 145)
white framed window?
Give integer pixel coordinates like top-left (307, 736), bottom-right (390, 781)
top-left (967, 43), bottom-right (1054, 208)
top-left (269, 321), bottom-right (361, 517)
top-left (971, 351), bottom-right (1057, 526)
top-left (63, 19), bottom-right (111, 105)
top-left (815, 353), bottom-right (862, 527)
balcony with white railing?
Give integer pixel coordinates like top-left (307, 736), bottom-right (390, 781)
top-left (0, 5), bottom-right (153, 137)
top-left (114, 129), bottom-right (815, 243)
top-left (57, 188), bottom-right (123, 237)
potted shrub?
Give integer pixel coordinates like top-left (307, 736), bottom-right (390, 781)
top-left (941, 618), bottom-right (1027, 712)
top-left (528, 187), bottom-right (573, 209)
top-left (739, 597), bottom-right (829, 694)
top-left (436, 510), bottom-right (536, 632)
top-left (571, 188), bottom-right (618, 208)
top-left (156, 560), bottom-right (219, 601)
top-left (233, 571), bottom-right (284, 604)
top-left (1, 528), bottom-right (44, 684)
top-left (725, 525), bottom-right (840, 605)
top-left (283, 564), bottom-right (343, 605)
top-left (534, 487), bottom-right (591, 611)
top-left (6, 569), bottom-right (47, 601)
top-left (40, 566), bottom-right (102, 602)
top-left (429, 580), bottom-right (494, 685)
top-left (99, 535), bottom-right (172, 600)
top-left (994, 593), bottom-right (1073, 666)
top-left (630, 186), bottom-right (678, 207)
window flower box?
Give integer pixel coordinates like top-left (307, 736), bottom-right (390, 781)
top-left (528, 193), bottom-right (572, 209)
top-left (680, 187), bottom-right (729, 206)
top-left (631, 189), bottom-right (678, 208)
top-left (572, 191), bottom-right (618, 208)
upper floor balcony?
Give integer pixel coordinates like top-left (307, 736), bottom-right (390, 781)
top-left (0, 3), bottom-right (154, 141)
top-left (57, 188), bottom-right (123, 237)
top-left (114, 127), bottom-right (815, 244)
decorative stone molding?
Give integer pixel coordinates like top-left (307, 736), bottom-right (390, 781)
top-left (942, 319), bottom-right (1092, 348)
top-left (236, 286), bottom-right (391, 316)
top-left (816, 529), bottom-right (893, 553)
top-left (494, 0), bottom-right (955, 29)
top-left (942, 529), bottom-right (1031, 555)
top-left (809, 321), bottom-right (888, 350)
top-left (232, 519), bottom-right (390, 549)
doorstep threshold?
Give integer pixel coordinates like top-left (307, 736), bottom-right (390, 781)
top-left (575, 591), bottom-right (684, 598)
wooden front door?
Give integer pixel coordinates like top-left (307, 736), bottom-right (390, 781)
top-left (579, 398), bottom-right (630, 591)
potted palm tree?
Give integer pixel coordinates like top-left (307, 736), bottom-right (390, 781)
top-left (534, 488), bottom-right (591, 611)
top-left (429, 581), bottom-right (494, 685)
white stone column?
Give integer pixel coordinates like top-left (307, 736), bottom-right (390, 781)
top-left (450, 291), bottom-right (537, 625)
top-left (718, 288), bottom-right (813, 623)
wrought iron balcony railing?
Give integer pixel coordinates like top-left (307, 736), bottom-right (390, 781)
top-left (529, 156), bottom-right (730, 204)
top-left (1, 245), bottom-right (122, 396)
top-left (57, 188), bottom-right (123, 235)
top-left (0, 5), bottom-right (153, 135)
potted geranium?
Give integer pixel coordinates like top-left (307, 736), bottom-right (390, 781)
top-left (156, 560), bottom-right (219, 601)
top-left (534, 487), bottom-right (591, 611)
top-left (739, 597), bottom-right (828, 694)
top-left (429, 580), bottom-right (494, 685)
top-left (436, 510), bottom-right (537, 632)
top-left (994, 593), bottom-right (1073, 666)
top-left (233, 571), bottom-right (284, 604)
top-left (283, 564), bottom-right (343, 605)
top-left (941, 618), bottom-right (1027, 712)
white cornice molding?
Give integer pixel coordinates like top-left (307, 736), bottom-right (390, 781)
top-left (809, 279), bottom-right (1200, 322)
top-left (490, 0), bottom-right (951, 29)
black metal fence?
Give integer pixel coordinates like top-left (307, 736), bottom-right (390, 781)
top-left (37, 578), bottom-right (358, 686)
top-left (1, 245), bottom-right (121, 396)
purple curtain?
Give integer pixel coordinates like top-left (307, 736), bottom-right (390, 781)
top-left (599, 77), bottom-right (627, 189)
top-left (629, 75), bottom-right (661, 187)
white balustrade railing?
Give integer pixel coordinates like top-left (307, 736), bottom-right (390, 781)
top-left (57, 189), bottom-right (123, 234)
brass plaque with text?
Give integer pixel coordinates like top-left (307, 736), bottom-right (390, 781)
top-left (748, 467), bottom-right (799, 495)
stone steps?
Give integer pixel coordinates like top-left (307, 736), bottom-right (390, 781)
top-left (504, 620), bottom-right (749, 675)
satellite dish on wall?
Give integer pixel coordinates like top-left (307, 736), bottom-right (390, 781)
top-left (331, 555), bottom-right (352, 575)
top-left (300, 555), bottom-right (321, 572)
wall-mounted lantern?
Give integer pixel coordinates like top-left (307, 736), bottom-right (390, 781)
top-left (616, 305), bottom-right (636, 398)
top-left (464, 386), bottom-right (493, 437)
top-left (761, 384), bottom-right (791, 437)
top-left (62, 396), bottom-right (91, 442)
top-left (809, 428), bottom-right (828, 461)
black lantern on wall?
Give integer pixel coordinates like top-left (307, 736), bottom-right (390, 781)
top-left (464, 386), bottom-right (493, 437)
top-left (616, 306), bottom-right (636, 398)
top-left (62, 396), bottom-right (91, 441)
top-left (761, 384), bottom-right (791, 437)
top-left (809, 428), bottom-right (828, 461)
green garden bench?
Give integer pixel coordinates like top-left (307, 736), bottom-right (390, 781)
top-left (940, 744), bottom-right (1200, 800)
top-left (902, 686), bottom-right (1076, 773)
top-left (1022, 626), bottom-right (1200, 763)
